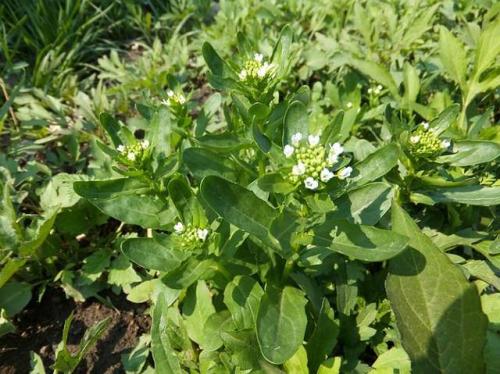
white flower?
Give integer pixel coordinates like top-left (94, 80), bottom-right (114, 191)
top-left (141, 139), bottom-right (150, 149)
top-left (283, 145), bottom-right (295, 158)
top-left (346, 102), bottom-right (353, 108)
top-left (117, 145), bottom-right (125, 153)
top-left (291, 132), bottom-right (303, 146)
top-left (367, 88), bottom-right (373, 94)
top-left (304, 177), bottom-right (319, 190)
top-left (161, 99), bottom-right (170, 107)
top-left (167, 90), bottom-right (174, 97)
top-left (330, 142), bottom-right (344, 155)
top-left (328, 143), bottom-right (343, 165)
top-left (410, 135), bottom-right (421, 144)
top-left (196, 228), bottom-right (209, 241)
top-left (178, 94), bottom-right (186, 104)
top-left (421, 122), bottom-right (429, 130)
top-left (257, 66), bottom-right (267, 78)
top-left (308, 134), bottom-right (320, 146)
top-left (377, 84), bottom-right (383, 91)
top-left (127, 152), bottom-right (136, 161)
top-left (338, 166), bottom-right (353, 180)
top-left (239, 69), bottom-right (247, 80)
top-left (292, 162), bottom-right (306, 176)
top-left (174, 222), bottom-right (185, 233)
top-left (254, 53), bottom-right (264, 63)
top-left (441, 139), bottom-right (451, 149)
top-left (320, 168), bottom-right (335, 182)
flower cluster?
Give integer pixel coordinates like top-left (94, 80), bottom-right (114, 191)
top-left (173, 222), bottom-right (209, 249)
top-left (407, 122), bottom-right (451, 158)
top-left (117, 139), bottom-right (149, 163)
top-left (284, 133), bottom-right (352, 190)
top-left (239, 53), bottom-right (275, 82)
top-left (162, 90), bottom-right (186, 107)
top-left (367, 84), bottom-right (383, 95)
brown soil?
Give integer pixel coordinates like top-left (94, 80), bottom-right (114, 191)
top-left (0, 287), bottom-right (151, 374)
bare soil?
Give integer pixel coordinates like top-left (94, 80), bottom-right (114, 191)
top-left (0, 287), bottom-right (150, 374)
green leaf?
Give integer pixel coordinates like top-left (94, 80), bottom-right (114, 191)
top-left (386, 202), bottom-right (487, 374)
top-left (151, 293), bottom-right (182, 374)
top-left (349, 144), bottom-right (399, 189)
top-left (412, 185), bottom-right (500, 206)
top-left (0, 309), bottom-right (15, 338)
top-left (329, 182), bottom-right (393, 225)
top-left (284, 101), bottom-right (309, 145)
top-left (306, 299), bottom-right (339, 372)
top-left (74, 178), bottom-right (176, 229)
top-left (203, 42), bottom-right (229, 77)
top-left (403, 62), bottom-right (420, 105)
top-left (108, 255), bottom-right (141, 288)
top-left (346, 58), bottom-right (399, 99)
top-left (439, 27), bottom-right (467, 89)
top-left (313, 220), bottom-right (408, 262)
top-left (317, 357), bottom-right (342, 374)
top-left (100, 112), bottom-right (122, 147)
top-left (0, 258), bottom-right (27, 288)
top-left (183, 281), bottom-right (219, 350)
top-left (257, 173), bottom-right (296, 194)
top-left (29, 352), bottom-right (46, 374)
top-left (121, 236), bottom-right (187, 272)
top-left (430, 104), bottom-right (460, 135)
top-left (162, 257), bottom-right (218, 289)
top-left (435, 141), bottom-right (500, 166)
top-left (473, 17), bottom-right (500, 78)
top-left (224, 275), bottom-right (264, 330)
top-left (201, 176), bottom-right (277, 240)
top-left (283, 345), bottom-right (308, 374)
top-left (121, 334), bottom-right (150, 374)
top-left (256, 286), bottom-right (307, 364)
top-left (371, 347), bottom-right (411, 373)
top-left (0, 281), bottom-right (31, 316)
top-left (183, 148), bottom-right (242, 182)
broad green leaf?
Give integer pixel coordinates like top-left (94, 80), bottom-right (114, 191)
top-left (201, 176), bottom-right (277, 240)
top-left (100, 112), bottom-right (122, 147)
top-left (148, 107), bottom-right (171, 155)
top-left (403, 62), bottom-right (420, 105)
top-left (306, 299), bottom-right (339, 372)
top-left (0, 258), bottom-right (26, 288)
top-left (0, 309), bottom-right (15, 338)
top-left (371, 348), bottom-right (411, 373)
top-left (151, 294), bottom-right (182, 373)
top-left (439, 27), bottom-right (467, 89)
top-left (29, 352), bottom-right (46, 374)
top-left (121, 334), bottom-right (150, 374)
top-left (313, 220), bottom-right (408, 262)
top-left (386, 202), bottom-right (487, 374)
top-left (203, 42), bottom-right (229, 77)
top-left (0, 281), bottom-right (31, 316)
top-left (430, 104), bottom-right (460, 134)
top-left (283, 345), bottom-right (308, 374)
top-left (317, 357), bottom-right (342, 374)
top-left (74, 178), bottom-right (176, 228)
top-left (346, 58), bottom-right (399, 99)
top-left (256, 286), bottom-right (307, 364)
top-left (224, 275), bottom-right (264, 329)
top-left (183, 148), bottom-right (241, 182)
top-left (412, 185), bottom-right (500, 206)
top-left (257, 173), bottom-right (295, 194)
top-left (121, 236), bottom-right (187, 272)
top-left (435, 141), bottom-right (500, 166)
top-left (349, 144), bottom-right (399, 189)
top-left (474, 17), bottom-right (500, 78)
top-left (329, 182), bottom-right (393, 225)
top-left (284, 101), bottom-right (309, 145)
top-left (195, 133), bottom-right (249, 152)
top-left (183, 281), bottom-right (219, 350)
top-left (162, 257), bottom-right (218, 289)
top-left (167, 176), bottom-right (193, 221)
top-left (19, 211), bottom-right (58, 256)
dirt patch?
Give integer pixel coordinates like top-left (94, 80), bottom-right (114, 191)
top-left (0, 287), bottom-right (150, 374)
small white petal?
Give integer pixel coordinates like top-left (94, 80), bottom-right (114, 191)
top-left (117, 145), bottom-right (125, 153)
top-left (291, 133), bottom-right (303, 146)
top-left (292, 162), bottom-right (306, 176)
top-left (174, 222), bottom-right (185, 233)
top-left (141, 139), bottom-right (150, 149)
top-left (167, 90), bottom-right (174, 97)
top-left (304, 177), bottom-right (319, 190)
top-left (377, 84), bottom-right (383, 90)
top-left (441, 139), bottom-right (451, 149)
top-left (330, 142), bottom-right (344, 155)
top-left (283, 145), bottom-right (295, 158)
top-left (338, 166), bottom-right (353, 180)
top-left (257, 66), bottom-right (267, 78)
top-left (320, 168), bottom-right (334, 182)
top-left (196, 228), bottom-right (209, 241)
top-left (239, 69), bottom-right (247, 80)
top-left (346, 102), bottom-right (353, 108)
top-left (254, 53), bottom-right (264, 62)
top-left (367, 88), bottom-right (373, 94)
top-left (421, 122), bottom-right (429, 130)
top-left (177, 94), bottom-right (186, 104)
top-left (328, 153), bottom-right (339, 165)
top-left (410, 135), bottom-right (421, 144)
top-left (308, 134), bottom-right (320, 146)
top-left (161, 99), bottom-right (170, 106)
top-left (127, 152), bottom-right (136, 161)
